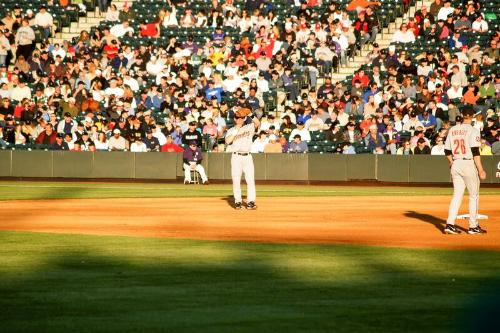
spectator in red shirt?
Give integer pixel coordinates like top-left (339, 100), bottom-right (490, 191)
top-left (103, 39), bottom-right (119, 60)
top-left (352, 69), bottom-right (370, 88)
top-left (35, 123), bottom-right (57, 145)
top-left (161, 135), bottom-right (184, 153)
top-left (139, 20), bottom-right (160, 38)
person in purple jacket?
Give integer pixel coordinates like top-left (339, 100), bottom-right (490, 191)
top-left (183, 141), bottom-right (209, 185)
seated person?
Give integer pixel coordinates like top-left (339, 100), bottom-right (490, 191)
top-left (183, 141), bottom-right (208, 184)
top-left (289, 134), bottom-right (308, 153)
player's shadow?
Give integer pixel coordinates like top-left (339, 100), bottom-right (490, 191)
top-left (404, 211), bottom-right (468, 234)
top-left (221, 195), bottom-right (236, 208)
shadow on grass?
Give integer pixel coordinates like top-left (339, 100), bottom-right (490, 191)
top-left (1, 232), bottom-right (500, 333)
top-left (404, 210), bottom-right (469, 234)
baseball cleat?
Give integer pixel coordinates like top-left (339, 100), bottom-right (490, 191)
top-left (183, 180), bottom-right (189, 185)
top-left (203, 181), bottom-right (209, 185)
top-left (246, 202), bottom-right (257, 210)
top-left (467, 226), bottom-right (487, 235)
top-left (444, 224), bottom-right (460, 234)
top-left (234, 202), bottom-right (243, 210)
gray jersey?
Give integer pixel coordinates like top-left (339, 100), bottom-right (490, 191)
top-left (444, 124), bottom-right (480, 159)
top-left (226, 123), bottom-right (255, 153)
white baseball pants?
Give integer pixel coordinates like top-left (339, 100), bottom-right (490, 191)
top-left (447, 160), bottom-right (480, 228)
top-left (184, 164), bottom-right (208, 183)
top-left (231, 153), bottom-right (256, 203)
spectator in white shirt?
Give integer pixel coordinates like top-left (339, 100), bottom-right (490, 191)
top-left (471, 16), bottom-right (488, 32)
top-left (50, 43), bottom-right (66, 60)
top-left (431, 138), bottom-right (446, 155)
top-left (110, 20), bottom-right (134, 39)
top-left (392, 24), bottom-right (415, 44)
top-left (11, 80), bottom-right (32, 102)
top-left (163, 6), bottom-right (179, 28)
top-left (437, 1), bottom-right (454, 21)
top-left (130, 137), bottom-right (148, 152)
top-left (34, 6), bottom-right (53, 39)
top-left (250, 131), bottom-right (269, 153)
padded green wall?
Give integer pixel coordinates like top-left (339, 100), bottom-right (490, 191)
top-left (1, 152), bottom-right (499, 184)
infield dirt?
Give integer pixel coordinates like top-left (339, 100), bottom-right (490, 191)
top-left (1, 196), bottom-right (499, 250)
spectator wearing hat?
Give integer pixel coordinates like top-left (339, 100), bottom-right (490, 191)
top-left (183, 141), bottom-right (208, 184)
top-left (57, 112), bottom-right (78, 135)
top-left (108, 128), bottom-right (128, 151)
top-left (143, 129), bottom-right (161, 152)
top-left (34, 6), bottom-right (54, 39)
top-left (289, 121), bottom-right (311, 142)
top-left (485, 126), bottom-right (499, 146)
top-left (353, 12), bottom-right (370, 50)
top-left (2, 116), bottom-right (15, 144)
top-left (289, 134), bottom-right (308, 153)
top-left (182, 121), bottom-right (202, 147)
top-left (343, 122), bottom-right (362, 144)
top-left (413, 137), bottom-right (431, 154)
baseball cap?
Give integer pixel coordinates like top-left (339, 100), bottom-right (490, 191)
top-left (56, 133), bottom-right (64, 138)
top-left (189, 140), bottom-right (197, 146)
top-left (297, 121), bottom-right (304, 126)
top-left (113, 129), bottom-right (121, 134)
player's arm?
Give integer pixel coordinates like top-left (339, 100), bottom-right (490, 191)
top-left (444, 134), bottom-right (453, 167)
top-left (470, 129), bottom-right (486, 180)
top-left (251, 115), bottom-right (260, 129)
top-left (472, 152), bottom-right (486, 180)
top-left (225, 128), bottom-right (236, 145)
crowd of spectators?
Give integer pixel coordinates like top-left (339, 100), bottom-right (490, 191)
top-left (0, 0), bottom-right (499, 155)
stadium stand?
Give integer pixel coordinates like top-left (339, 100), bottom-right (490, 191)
top-left (0, 0), bottom-right (498, 156)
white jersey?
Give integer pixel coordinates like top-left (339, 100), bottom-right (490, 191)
top-left (444, 124), bottom-right (480, 160)
top-left (226, 123), bottom-right (255, 153)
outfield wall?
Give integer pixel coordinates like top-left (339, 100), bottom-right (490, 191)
top-left (0, 151), bottom-right (499, 184)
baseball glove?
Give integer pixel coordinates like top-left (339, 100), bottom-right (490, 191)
top-left (235, 107), bottom-right (252, 118)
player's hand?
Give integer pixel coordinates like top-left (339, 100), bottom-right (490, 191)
top-left (478, 170), bottom-right (486, 180)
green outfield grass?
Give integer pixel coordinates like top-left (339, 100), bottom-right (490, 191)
top-left (0, 181), bottom-right (499, 200)
top-left (1, 231), bottom-right (499, 332)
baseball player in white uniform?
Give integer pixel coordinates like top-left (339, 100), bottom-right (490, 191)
top-left (444, 107), bottom-right (487, 235)
top-left (225, 108), bottom-right (261, 210)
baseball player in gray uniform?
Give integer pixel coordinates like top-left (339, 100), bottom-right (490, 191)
top-left (225, 108), bottom-right (261, 210)
top-left (444, 107), bottom-right (487, 235)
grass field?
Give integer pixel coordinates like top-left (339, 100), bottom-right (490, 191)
top-left (1, 231), bottom-right (500, 333)
top-left (1, 182), bottom-right (499, 332)
top-left (0, 181), bottom-right (499, 201)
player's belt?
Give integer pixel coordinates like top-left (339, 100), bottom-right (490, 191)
top-left (453, 158), bottom-right (472, 160)
top-left (233, 152), bottom-right (250, 156)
